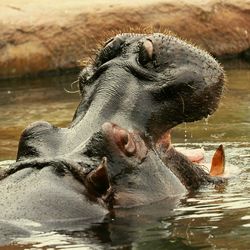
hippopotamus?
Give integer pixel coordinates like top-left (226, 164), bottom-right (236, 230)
top-left (0, 33), bottom-right (225, 223)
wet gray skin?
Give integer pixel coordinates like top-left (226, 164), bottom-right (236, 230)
top-left (0, 122), bottom-right (223, 222)
top-left (0, 33), bottom-right (225, 222)
top-left (74, 33), bottom-right (224, 142)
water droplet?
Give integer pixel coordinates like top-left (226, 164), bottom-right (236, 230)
top-left (204, 115), bottom-right (210, 125)
top-left (204, 115), bottom-right (210, 131)
top-left (184, 122), bottom-right (188, 147)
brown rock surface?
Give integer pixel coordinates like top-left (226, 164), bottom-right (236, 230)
top-left (0, 0), bottom-right (250, 79)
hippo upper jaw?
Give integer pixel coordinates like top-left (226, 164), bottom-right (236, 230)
top-left (75, 33), bottom-right (224, 142)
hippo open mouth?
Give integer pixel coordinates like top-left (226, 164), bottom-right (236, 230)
top-left (0, 33), bottom-right (225, 220)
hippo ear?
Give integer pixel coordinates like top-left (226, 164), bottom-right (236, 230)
top-left (85, 157), bottom-right (110, 196)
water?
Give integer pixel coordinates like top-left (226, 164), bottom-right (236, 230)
top-left (0, 68), bottom-right (249, 249)
top-left (0, 74), bottom-right (79, 160)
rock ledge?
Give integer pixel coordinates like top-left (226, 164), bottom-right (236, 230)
top-left (0, 0), bottom-right (250, 78)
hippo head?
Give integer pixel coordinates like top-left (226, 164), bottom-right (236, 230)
top-left (75, 33), bottom-right (224, 141)
top-left (12, 120), bottom-right (223, 211)
top-left (6, 33), bottom-right (225, 213)
top-left (12, 121), bottom-right (198, 209)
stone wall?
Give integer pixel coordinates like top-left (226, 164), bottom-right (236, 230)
top-left (0, 0), bottom-right (250, 78)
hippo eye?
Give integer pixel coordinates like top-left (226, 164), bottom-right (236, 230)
top-left (96, 37), bottom-right (124, 66)
top-left (138, 39), bottom-right (153, 65)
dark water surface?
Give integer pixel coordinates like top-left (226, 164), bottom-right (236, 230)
top-left (0, 68), bottom-right (249, 249)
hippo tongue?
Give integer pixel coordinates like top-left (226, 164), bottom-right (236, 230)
top-left (175, 148), bottom-right (205, 163)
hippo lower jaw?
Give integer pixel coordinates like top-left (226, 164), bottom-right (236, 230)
top-left (155, 128), bottom-right (226, 189)
top-left (0, 120), bottom-right (225, 222)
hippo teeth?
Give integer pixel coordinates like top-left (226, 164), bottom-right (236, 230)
top-left (156, 130), bottom-right (172, 151)
top-left (176, 144), bottom-right (226, 177)
top-left (156, 129), bottom-right (226, 176)
top-left (210, 144), bottom-right (225, 176)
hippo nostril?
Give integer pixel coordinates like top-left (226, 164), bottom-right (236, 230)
top-left (96, 36), bottom-right (125, 66)
top-left (119, 130), bottom-right (129, 145)
top-left (104, 37), bottom-right (114, 47)
top-left (139, 39), bottom-right (154, 65)
top-left (111, 124), bottom-right (128, 145)
top-left (112, 125), bottom-right (136, 156)
top-left (124, 138), bottom-right (136, 155)
top-left (116, 128), bottom-right (136, 155)
top-left (144, 39), bottom-right (153, 60)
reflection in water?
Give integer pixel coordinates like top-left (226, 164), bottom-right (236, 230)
top-left (0, 69), bottom-right (249, 249)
